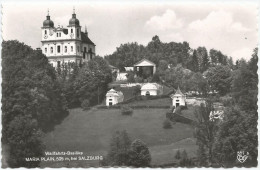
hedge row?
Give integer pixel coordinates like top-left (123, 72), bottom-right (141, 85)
top-left (120, 95), bottom-right (169, 104)
top-left (96, 105), bottom-right (170, 109)
top-left (166, 112), bottom-right (197, 126)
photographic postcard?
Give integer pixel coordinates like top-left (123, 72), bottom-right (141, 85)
top-left (1, 0), bottom-right (259, 168)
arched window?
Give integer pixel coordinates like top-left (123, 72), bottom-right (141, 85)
top-left (64, 46), bottom-right (67, 53)
top-left (146, 91), bottom-right (150, 96)
top-left (57, 33), bottom-right (59, 37)
top-left (71, 46), bottom-right (73, 52)
top-left (50, 47), bottom-right (53, 53)
top-left (71, 29), bottom-right (73, 33)
top-left (44, 30), bottom-right (47, 34)
top-left (45, 48), bottom-right (47, 53)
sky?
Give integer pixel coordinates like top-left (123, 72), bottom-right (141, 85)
top-left (2, 0), bottom-right (259, 61)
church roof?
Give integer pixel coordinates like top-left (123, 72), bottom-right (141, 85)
top-left (81, 32), bottom-right (95, 45)
top-left (141, 83), bottom-right (158, 90)
top-left (174, 87), bottom-right (184, 96)
top-left (106, 89), bottom-right (123, 97)
top-left (170, 86), bottom-right (184, 98)
top-left (134, 59), bottom-right (156, 67)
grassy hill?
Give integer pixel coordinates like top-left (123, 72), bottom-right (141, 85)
top-left (41, 107), bottom-right (196, 167)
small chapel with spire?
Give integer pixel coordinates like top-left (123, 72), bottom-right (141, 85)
top-left (41, 8), bottom-right (96, 67)
top-left (170, 87), bottom-right (186, 108)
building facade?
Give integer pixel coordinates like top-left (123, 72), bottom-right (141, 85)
top-left (141, 83), bottom-right (163, 96)
top-left (41, 10), bottom-right (95, 67)
top-left (106, 89), bottom-right (124, 106)
top-left (170, 87), bottom-right (186, 108)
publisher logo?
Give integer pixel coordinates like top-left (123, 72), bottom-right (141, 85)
top-left (237, 151), bottom-right (249, 163)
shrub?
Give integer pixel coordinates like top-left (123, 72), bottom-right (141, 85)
top-left (81, 99), bottom-right (90, 110)
top-left (163, 118), bottom-right (172, 129)
top-left (180, 104), bottom-right (188, 110)
top-left (166, 111), bottom-right (174, 120)
top-left (175, 106), bottom-right (182, 114)
top-left (175, 150), bottom-right (181, 159)
top-left (121, 106), bottom-right (133, 116)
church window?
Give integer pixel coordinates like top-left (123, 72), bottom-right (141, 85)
top-left (76, 28), bottom-right (79, 38)
top-left (57, 45), bottom-right (61, 53)
top-left (71, 46), bottom-right (73, 52)
top-left (50, 47), bottom-right (53, 53)
top-left (64, 46), bottom-right (67, 53)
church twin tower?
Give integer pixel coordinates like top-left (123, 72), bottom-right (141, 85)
top-left (41, 9), bottom-right (96, 67)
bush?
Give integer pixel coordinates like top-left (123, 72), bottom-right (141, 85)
top-left (180, 104), bottom-right (188, 110)
top-left (166, 111), bottom-right (174, 120)
top-left (175, 106), bottom-right (182, 114)
top-left (121, 106), bottom-right (133, 116)
top-left (163, 119), bottom-right (172, 129)
top-left (175, 150), bottom-right (181, 159)
top-left (81, 99), bottom-right (90, 110)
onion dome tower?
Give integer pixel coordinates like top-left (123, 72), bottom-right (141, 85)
top-left (68, 7), bottom-right (81, 39)
top-left (43, 9), bottom-right (54, 28)
top-left (69, 7), bottom-right (80, 26)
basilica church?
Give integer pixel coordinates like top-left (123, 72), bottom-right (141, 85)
top-left (41, 9), bottom-right (96, 67)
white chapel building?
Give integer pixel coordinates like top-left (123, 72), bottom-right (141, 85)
top-left (106, 89), bottom-right (124, 106)
top-left (41, 9), bottom-right (95, 67)
top-left (170, 87), bottom-right (186, 108)
top-left (141, 83), bottom-right (163, 96)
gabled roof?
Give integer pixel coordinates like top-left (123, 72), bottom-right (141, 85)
top-left (81, 32), bottom-right (95, 45)
top-left (134, 59), bottom-right (156, 67)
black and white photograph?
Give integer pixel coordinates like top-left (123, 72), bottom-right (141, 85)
top-left (1, 0), bottom-right (259, 168)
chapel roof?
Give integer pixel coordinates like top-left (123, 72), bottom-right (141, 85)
top-left (174, 86), bottom-right (184, 96)
top-left (141, 83), bottom-right (158, 90)
top-left (134, 59), bottom-right (156, 67)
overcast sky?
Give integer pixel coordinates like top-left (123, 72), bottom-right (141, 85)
top-left (2, 0), bottom-right (258, 61)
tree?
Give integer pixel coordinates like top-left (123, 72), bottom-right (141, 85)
top-left (194, 100), bottom-right (217, 166)
top-left (2, 40), bottom-right (68, 167)
top-left (106, 130), bottom-right (132, 166)
top-left (189, 72), bottom-right (208, 96)
top-left (213, 107), bottom-right (257, 167)
top-left (231, 49), bottom-right (257, 111)
top-left (129, 139), bottom-right (151, 167)
top-left (205, 65), bottom-right (232, 95)
top-left (189, 50), bottom-right (199, 72)
top-left (6, 115), bottom-right (45, 168)
top-left (212, 48), bottom-right (258, 167)
top-left (196, 47), bottom-right (208, 72)
top-left (72, 57), bottom-right (112, 107)
top-left (175, 150), bottom-right (181, 159)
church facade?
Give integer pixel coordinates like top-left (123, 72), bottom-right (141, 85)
top-left (41, 10), bottom-right (95, 67)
